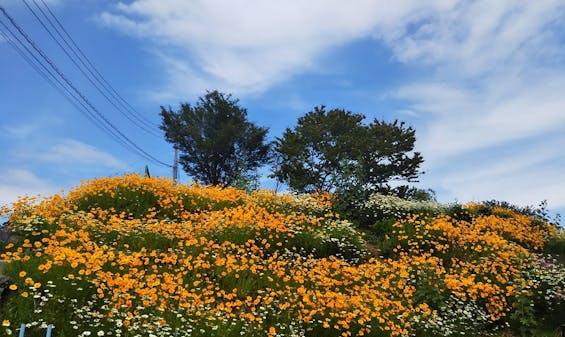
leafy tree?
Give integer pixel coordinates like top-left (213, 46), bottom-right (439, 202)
top-left (272, 105), bottom-right (424, 195)
top-left (357, 119), bottom-right (424, 193)
top-left (393, 186), bottom-right (437, 202)
top-left (271, 106), bottom-right (364, 193)
top-left (160, 90), bottom-right (270, 187)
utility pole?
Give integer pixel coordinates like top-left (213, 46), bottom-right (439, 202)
top-left (173, 146), bottom-right (178, 183)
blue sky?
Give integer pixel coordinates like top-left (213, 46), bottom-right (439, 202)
top-left (1, 0), bottom-right (564, 217)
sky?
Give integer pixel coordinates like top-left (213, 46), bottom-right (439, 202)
top-left (0, 0), bottom-right (564, 218)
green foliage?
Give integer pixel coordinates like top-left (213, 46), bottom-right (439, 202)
top-left (545, 232), bottom-right (565, 265)
top-left (160, 90), bottom-right (271, 187)
top-left (391, 186), bottom-right (437, 202)
top-left (74, 184), bottom-right (159, 218)
top-left (357, 119), bottom-right (423, 191)
top-left (527, 255), bottom-right (565, 329)
top-left (232, 170), bottom-right (260, 193)
top-left (355, 192), bottom-right (447, 228)
top-left (480, 200), bottom-right (561, 228)
top-left (367, 218), bottom-right (396, 243)
top-left (271, 106), bottom-right (364, 193)
top-left (510, 289), bottom-right (538, 337)
top-left (271, 105), bottom-right (423, 195)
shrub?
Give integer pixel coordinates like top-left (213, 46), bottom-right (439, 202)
top-left (356, 192), bottom-right (447, 228)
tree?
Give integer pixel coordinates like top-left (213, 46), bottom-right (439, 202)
top-left (271, 106), bottom-right (364, 193)
top-left (272, 105), bottom-right (423, 194)
top-left (160, 90), bottom-right (270, 187)
top-left (357, 119), bottom-right (424, 193)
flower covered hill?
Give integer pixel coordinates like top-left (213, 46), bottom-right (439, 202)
top-left (0, 175), bottom-right (564, 337)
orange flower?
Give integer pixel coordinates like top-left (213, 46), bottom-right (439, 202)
top-left (268, 326), bottom-right (276, 336)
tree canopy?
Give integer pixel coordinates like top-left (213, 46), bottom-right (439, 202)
top-left (160, 90), bottom-right (270, 186)
top-left (271, 105), bottom-right (423, 194)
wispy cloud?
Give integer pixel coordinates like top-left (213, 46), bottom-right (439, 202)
top-left (434, 159), bottom-right (565, 209)
top-left (419, 134), bottom-right (565, 207)
top-left (6, 135), bottom-right (128, 175)
top-left (2, 124), bottom-right (40, 139)
top-left (1, 122), bottom-right (44, 141)
top-left (382, 1), bottom-right (565, 210)
top-left (396, 74), bottom-right (565, 162)
top-left (0, 138), bottom-right (128, 205)
top-left (0, 169), bottom-right (57, 206)
top-left (28, 139), bottom-right (127, 169)
top-left (388, 1), bottom-right (564, 74)
top-left (98, 0), bottom-right (453, 97)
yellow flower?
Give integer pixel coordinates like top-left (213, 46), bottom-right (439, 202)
top-left (21, 291), bottom-right (29, 298)
top-left (19, 271), bottom-right (26, 277)
top-left (1, 320), bottom-right (9, 327)
top-left (8, 284), bottom-right (17, 291)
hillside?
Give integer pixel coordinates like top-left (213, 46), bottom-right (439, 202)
top-left (1, 174), bottom-right (564, 337)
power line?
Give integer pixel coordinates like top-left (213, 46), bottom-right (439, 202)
top-left (0, 16), bottom-right (143, 161)
top-left (0, 17), bottom-right (126, 149)
top-left (0, 6), bottom-right (171, 167)
top-left (30, 0), bottom-right (161, 137)
top-left (22, 0), bottom-right (161, 138)
top-left (37, 0), bottom-right (159, 129)
top-left (0, 21), bottom-right (116, 141)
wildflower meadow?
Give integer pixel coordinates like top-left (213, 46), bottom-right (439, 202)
top-left (1, 174), bottom-right (564, 337)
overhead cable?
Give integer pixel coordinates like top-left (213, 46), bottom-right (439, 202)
top-left (22, 0), bottom-right (161, 137)
top-left (38, 0), bottom-right (159, 130)
top-left (0, 6), bottom-right (171, 167)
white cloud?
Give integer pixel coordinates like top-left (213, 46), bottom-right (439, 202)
top-left (417, 135), bottom-right (565, 207)
top-left (398, 73), bottom-right (565, 162)
top-left (2, 124), bottom-right (39, 139)
top-left (98, 0), bottom-right (454, 96)
top-left (389, 1), bottom-right (565, 76)
top-left (143, 51), bottom-right (222, 101)
top-left (431, 160), bottom-right (565, 210)
top-left (0, 169), bottom-right (57, 206)
top-left (1, 113), bottom-right (65, 141)
top-left (9, 138), bottom-right (127, 170)
top-left (0, 139), bottom-right (128, 206)
top-left (0, 138), bottom-right (131, 206)
top-left (380, 1), bottom-right (565, 210)
top-left (33, 139), bottom-right (127, 169)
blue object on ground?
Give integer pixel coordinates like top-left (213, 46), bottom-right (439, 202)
top-left (17, 324), bottom-right (54, 336)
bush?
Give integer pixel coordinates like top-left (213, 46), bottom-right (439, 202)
top-left (355, 192), bottom-right (447, 228)
top-left (545, 229), bottom-right (565, 265)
